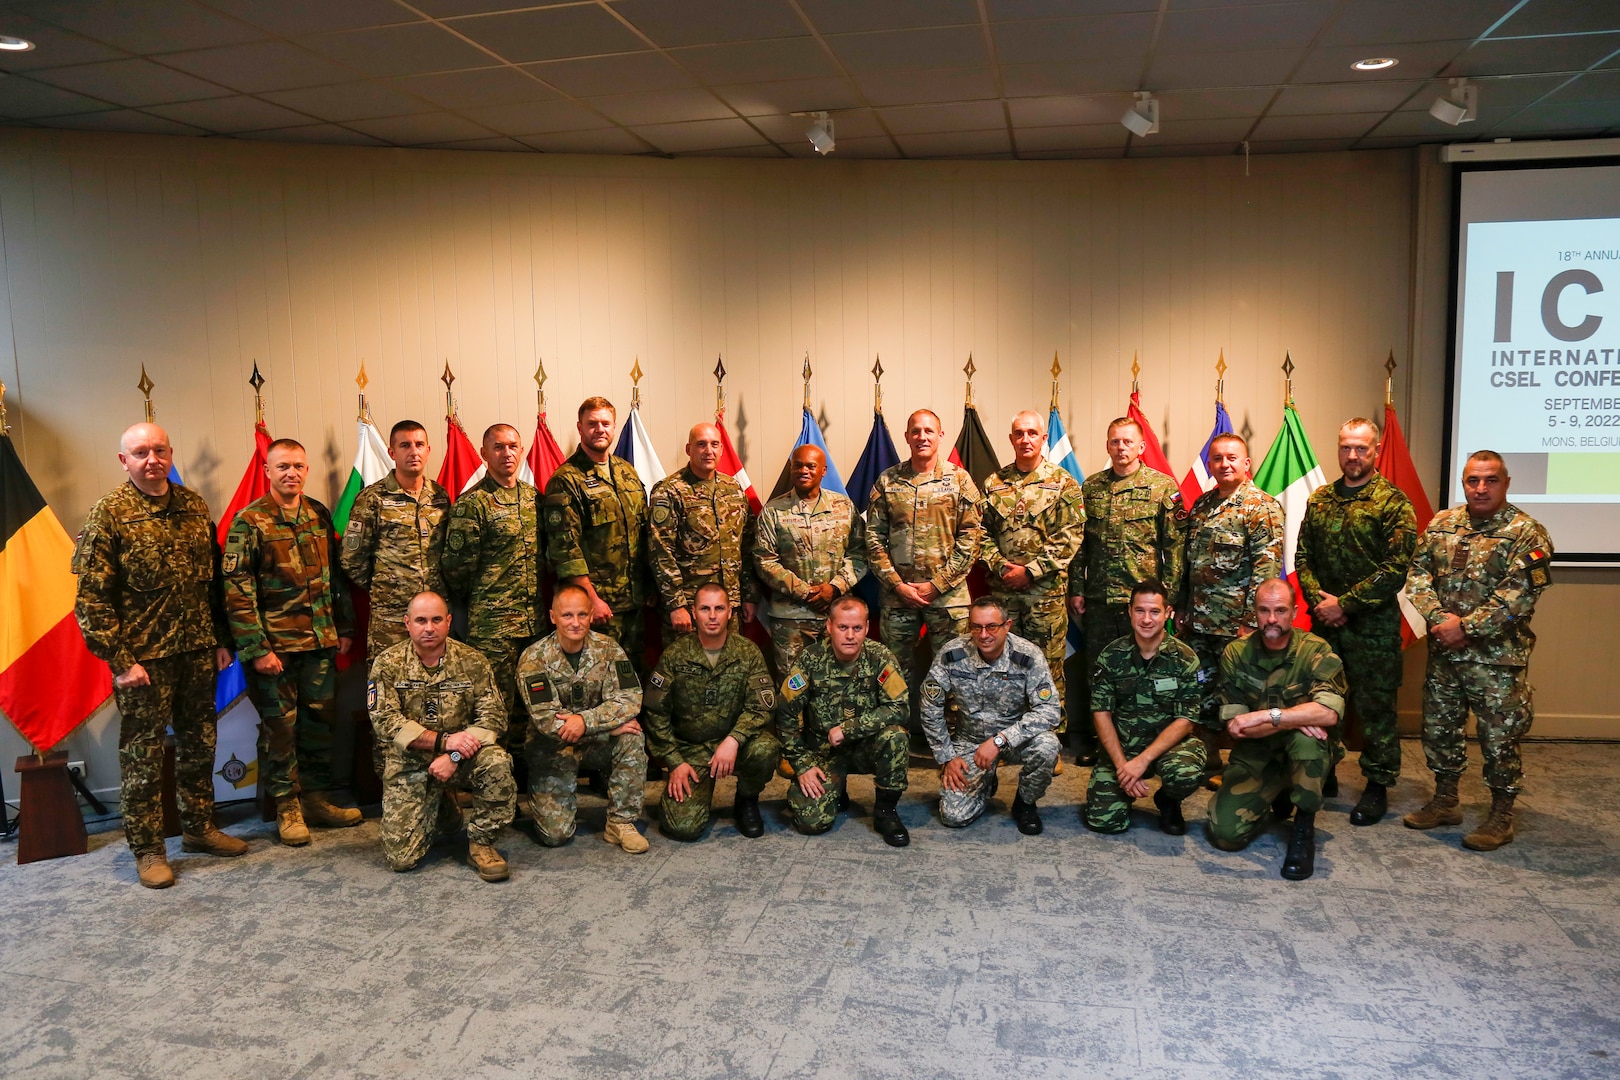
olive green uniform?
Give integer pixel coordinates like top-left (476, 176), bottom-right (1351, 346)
top-left (543, 449), bottom-right (649, 669)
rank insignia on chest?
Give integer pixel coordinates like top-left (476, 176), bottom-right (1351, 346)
top-left (221, 553), bottom-right (239, 573)
top-left (704, 688), bottom-right (718, 706)
top-left (584, 473), bottom-right (601, 488)
top-left (424, 697), bottom-right (439, 719)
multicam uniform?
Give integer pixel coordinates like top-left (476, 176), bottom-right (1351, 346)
top-left (920, 633), bottom-right (1062, 827)
top-left (648, 466), bottom-right (760, 627)
top-left (644, 632), bottom-right (783, 840)
top-left (752, 488), bottom-right (866, 674)
top-left (223, 494), bottom-right (356, 800)
top-left (1086, 635), bottom-right (1207, 833)
top-left (543, 450), bottom-right (649, 667)
top-left (73, 481), bottom-right (230, 855)
top-left (338, 474), bottom-right (450, 655)
top-left (367, 639), bottom-right (515, 870)
top-left (1406, 503), bottom-right (1552, 795)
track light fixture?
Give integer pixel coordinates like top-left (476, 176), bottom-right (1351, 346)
top-left (1121, 91), bottom-right (1159, 138)
top-left (806, 111), bottom-right (835, 155)
top-left (1429, 78), bottom-right (1477, 126)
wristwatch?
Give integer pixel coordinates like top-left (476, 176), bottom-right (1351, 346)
top-left (1269, 707), bottom-right (1283, 728)
top-left (992, 733), bottom-right (1008, 749)
top-left (447, 749), bottom-right (464, 765)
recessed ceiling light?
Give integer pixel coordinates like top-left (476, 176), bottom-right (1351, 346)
top-left (0, 35), bottom-right (34, 51)
top-left (1352, 57), bottom-right (1398, 71)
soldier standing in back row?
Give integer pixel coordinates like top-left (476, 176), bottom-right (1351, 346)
top-left (1403, 450), bottom-right (1552, 852)
top-left (73, 422), bottom-right (249, 889)
top-left (1296, 418), bottom-right (1416, 826)
top-left (1068, 417), bottom-right (1184, 764)
top-left (649, 422), bottom-right (759, 632)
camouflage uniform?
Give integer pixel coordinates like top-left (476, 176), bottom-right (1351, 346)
top-left (920, 633), bottom-right (1061, 827)
top-left (1406, 504), bottom-right (1552, 796)
top-left (776, 639), bottom-right (910, 833)
top-left (1296, 473), bottom-right (1417, 785)
top-left (648, 466), bottom-right (760, 628)
top-left (367, 639), bottom-right (515, 870)
top-left (980, 461), bottom-right (1084, 731)
top-left (223, 495), bottom-right (356, 799)
top-left (73, 481), bottom-right (230, 854)
top-left (644, 632), bottom-right (783, 840)
top-left (517, 630), bottom-right (646, 845)
top-left (338, 474), bottom-right (451, 655)
top-left (1086, 635), bottom-right (1207, 833)
top-left (864, 461), bottom-right (982, 727)
top-left (752, 488), bottom-right (866, 674)
top-left (1207, 630), bottom-right (1347, 849)
top-left (441, 474), bottom-right (543, 752)
top-left (543, 450), bottom-right (649, 668)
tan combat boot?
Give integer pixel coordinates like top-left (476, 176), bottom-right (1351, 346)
top-left (135, 848), bottom-right (175, 889)
top-left (276, 795), bottom-right (311, 846)
top-left (468, 843), bottom-right (509, 882)
top-left (1462, 790), bottom-right (1516, 851)
top-left (1403, 775), bottom-right (1463, 830)
top-left (181, 826), bottom-right (249, 857)
top-left (603, 819), bottom-right (649, 854)
top-left (301, 790), bottom-right (362, 828)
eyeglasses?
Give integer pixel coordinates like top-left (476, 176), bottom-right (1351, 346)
top-left (969, 621), bottom-right (1008, 633)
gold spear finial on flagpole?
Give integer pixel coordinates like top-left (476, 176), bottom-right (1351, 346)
top-left (963, 353), bottom-right (977, 408)
top-left (356, 360), bottom-right (370, 423)
top-left (1215, 349), bottom-right (1227, 404)
top-left (871, 355), bottom-right (884, 415)
top-left (1282, 352), bottom-right (1296, 408)
top-left (248, 361), bottom-right (265, 426)
top-left (534, 357), bottom-right (548, 416)
top-left (629, 357), bottom-right (643, 411)
top-left (1049, 351), bottom-right (1062, 410)
top-left (714, 355), bottom-right (727, 418)
top-left (137, 364), bottom-right (156, 422)
top-left (441, 360), bottom-right (457, 419)
top-left (1384, 349), bottom-right (1397, 407)
top-left (801, 351), bottom-right (812, 412)
top-left (0, 378), bottom-right (9, 435)
top-left (1131, 351), bottom-right (1141, 394)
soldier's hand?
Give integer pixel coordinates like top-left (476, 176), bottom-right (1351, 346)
top-left (894, 582), bottom-right (928, 609)
top-left (710, 736), bottom-right (739, 779)
top-left (1314, 592), bottom-right (1346, 627)
top-left (253, 653), bottom-right (284, 676)
top-left (558, 713), bottom-right (586, 743)
top-left (114, 663), bottom-right (151, 690)
top-left (914, 582), bottom-right (939, 604)
top-left (741, 602), bottom-right (757, 625)
top-left (214, 648), bottom-right (234, 672)
top-left (665, 763), bottom-right (699, 802)
top-left (590, 594), bottom-right (613, 625)
top-left (827, 724), bottom-right (846, 748)
top-left (670, 608), bottom-right (694, 633)
top-left (428, 754), bottom-right (457, 782)
top-left (1432, 613), bottom-right (1466, 648)
top-left (609, 718), bottom-right (642, 738)
top-left (1299, 725), bottom-right (1329, 740)
top-left (1000, 565), bottom-right (1033, 591)
top-left (973, 738), bottom-right (1000, 770)
top-left (941, 757), bottom-right (970, 792)
top-left (1118, 756), bottom-right (1150, 797)
top-left (806, 583), bottom-right (836, 610)
top-left (1068, 596), bottom-right (1086, 619)
top-left (445, 730), bottom-right (481, 756)
top-left (337, 636), bottom-right (353, 656)
top-left (798, 765), bottom-right (827, 800)
top-left (1227, 712), bottom-right (1263, 740)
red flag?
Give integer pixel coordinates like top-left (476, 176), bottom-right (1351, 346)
top-left (436, 416), bottom-right (481, 502)
top-left (1127, 389), bottom-right (1176, 479)
top-left (1, 435), bottom-right (112, 752)
top-left (1376, 401), bottom-right (1436, 645)
top-left (217, 423), bottom-right (271, 547)
top-left (714, 412), bottom-right (761, 514)
top-left (525, 411), bottom-right (567, 491)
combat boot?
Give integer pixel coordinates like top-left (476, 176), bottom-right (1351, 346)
top-left (1462, 790), bottom-right (1516, 851)
top-left (468, 843), bottom-right (509, 881)
top-left (603, 819), bottom-right (649, 853)
top-left (1154, 789), bottom-right (1186, 836)
top-left (181, 826), bottom-right (249, 857)
top-left (1349, 782), bottom-right (1388, 826)
top-left (1010, 795), bottom-right (1044, 835)
top-left (301, 790), bottom-right (362, 828)
top-left (734, 794), bottom-right (764, 838)
top-left (135, 849), bottom-right (175, 889)
top-left (1280, 810), bottom-right (1316, 880)
top-left (1271, 793), bottom-right (1293, 822)
top-left (276, 795), bottom-right (311, 846)
top-left (873, 788), bottom-right (910, 848)
top-left (1403, 776), bottom-right (1463, 829)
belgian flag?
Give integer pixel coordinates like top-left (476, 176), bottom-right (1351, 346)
top-left (948, 405), bottom-right (1001, 600)
top-left (0, 433), bottom-right (111, 751)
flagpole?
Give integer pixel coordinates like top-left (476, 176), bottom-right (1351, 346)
top-left (629, 357), bottom-right (643, 411)
top-left (1384, 349), bottom-right (1396, 407)
top-left (535, 357), bottom-right (547, 419)
top-left (801, 352), bottom-right (812, 412)
top-left (714, 355), bottom-right (727, 421)
top-left (356, 360), bottom-right (370, 423)
top-left (137, 364), bottom-right (156, 422)
top-left (0, 377), bottom-right (9, 435)
top-left (1049, 352), bottom-right (1061, 411)
top-left (1282, 353), bottom-right (1295, 409)
top-left (963, 354), bottom-right (976, 408)
top-left (871, 356), bottom-right (884, 415)
top-left (1216, 349), bottom-right (1226, 404)
top-left (441, 361), bottom-right (458, 422)
top-left (1132, 351), bottom-right (1140, 395)
top-left (249, 361), bottom-right (265, 427)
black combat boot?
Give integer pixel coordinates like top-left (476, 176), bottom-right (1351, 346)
top-left (872, 788), bottom-right (910, 848)
top-left (1280, 810), bottom-right (1317, 880)
top-left (1010, 795), bottom-right (1043, 835)
top-left (734, 794), bottom-right (764, 839)
top-left (1153, 789), bottom-right (1186, 835)
top-left (1349, 781), bottom-right (1388, 826)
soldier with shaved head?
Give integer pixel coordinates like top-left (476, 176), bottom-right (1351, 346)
top-left (648, 421), bottom-right (759, 632)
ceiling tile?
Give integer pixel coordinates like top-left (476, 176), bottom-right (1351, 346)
top-left (299, 23), bottom-right (495, 78)
top-left (1160, 3), bottom-right (1336, 51)
top-left (456, 98), bottom-right (610, 134)
top-left (0, 16), bottom-right (127, 70)
top-left (1497, 0), bottom-right (1620, 38)
top-left (855, 66), bottom-right (998, 106)
top-left (1446, 35), bottom-right (1620, 78)
top-left (0, 74), bottom-right (112, 118)
top-left (876, 101), bottom-right (1005, 134)
top-left (519, 127), bottom-right (654, 153)
top-left (421, 136), bottom-right (535, 152)
top-left (1251, 111), bottom-right (1386, 140)
top-left (1007, 95), bottom-right (1132, 127)
top-left (447, 7), bottom-right (645, 64)
top-left (1127, 141), bottom-right (1237, 158)
top-left (670, 38), bottom-right (839, 84)
top-left (1012, 122), bottom-right (1128, 151)
top-left (585, 86), bottom-right (734, 125)
top-left (1000, 57), bottom-right (1146, 97)
top-left (1269, 81), bottom-right (1419, 116)
top-left (411, 0), bottom-right (561, 15)
top-left (1146, 48), bottom-right (1302, 90)
top-left (1294, 40), bottom-right (1471, 82)
top-left (146, 95), bottom-right (316, 133)
top-left (1323, 0), bottom-right (1519, 46)
top-left (613, 0), bottom-right (808, 48)
top-left (1147, 116), bottom-right (1254, 144)
top-left (25, 0), bottom-right (265, 54)
top-left (1245, 137), bottom-right (1358, 153)
top-left (346, 111), bottom-right (497, 144)
top-left (1492, 101), bottom-right (1620, 133)
top-left (1156, 87), bottom-right (1277, 119)
top-left (693, 143), bottom-right (787, 157)
top-left (990, 0), bottom-right (1159, 20)
top-left (799, 0), bottom-right (979, 35)
top-left (1546, 70), bottom-right (1620, 104)
top-left (1354, 135), bottom-right (1436, 149)
top-left (233, 123), bottom-right (388, 145)
top-left (388, 67), bottom-right (559, 109)
top-left (157, 41), bottom-right (357, 94)
top-left (828, 28), bottom-right (988, 73)
top-left (631, 117), bottom-right (766, 153)
top-left (893, 128), bottom-right (1011, 156)
top-left (522, 52), bottom-right (694, 96)
top-left (202, 0), bottom-right (418, 35)
top-left (748, 109), bottom-right (884, 142)
top-left (262, 81), bottom-right (431, 122)
top-left (992, 13), bottom-right (1157, 65)
top-left (1020, 146), bottom-right (1126, 159)
top-left (28, 59), bottom-right (234, 106)
top-left (43, 108), bottom-right (208, 136)
top-left (712, 77), bottom-right (863, 116)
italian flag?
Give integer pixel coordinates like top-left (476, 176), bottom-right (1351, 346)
top-left (1254, 403), bottom-right (1327, 629)
top-left (333, 418), bottom-right (392, 535)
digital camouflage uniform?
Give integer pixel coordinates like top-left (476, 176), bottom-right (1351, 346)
top-left (1296, 472), bottom-right (1417, 785)
top-left (920, 633), bottom-right (1062, 827)
top-left (338, 474), bottom-right (451, 655)
top-left (979, 461), bottom-right (1084, 732)
top-left (648, 466), bottom-right (760, 628)
top-left (517, 630), bottom-right (645, 845)
top-left (1086, 635), bottom-right (1208, 833)
top-left (1207, 630), bottom-right (1347, 849)
top-left (644, 632), bottom-right (783, 840)
top-left (1406, 504), bottom-right (1552, 796)
top-left (73, 481), bottom-right (230, 855)
top-left (223, 495), bottom-right (356, 800)
top-left (776, 639), bottom-right (910, 833)
top-left (440, 474), bottom-right (543, 752)
top-left (367, 639), bottom-right (516, 870)
top-left (864, 460), bottom-right (982, 728)
top-left (544, 450), bottom-right (649, 669)
top-left (752, 488), bottom-right (866, 675)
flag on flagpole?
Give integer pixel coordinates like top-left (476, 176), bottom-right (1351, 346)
top-left (1254, 404), bottom-right (1328, 628)
top-left (1127, 389), bottom-right (1176, 479)
top-left (715, 412), bottom-right (762, 515)
top-left (847, 409), bottom-right (900, 620)
top-left (1178, 400), bottom-right (1236, 508)
top-left (333, 418), bottom-right (392, 534)
top-left (947, 404), bottom-right (1001, 489)
top-left (1043, 406), bottom-right (1081, 481)
top-left (613, 406), bottom-right (666, 496)
top-left (217, 423), bottom-right (272, 548)
top-left (523, 411), bottom-right (567, 491)
top-left (769, 408), bottom-right (848, 501)
top-left (436, 416), bottom-right (481, 502)
top-left (1376, 400), bottom-right (1437, 645)
top-left (0, 434), bottom-right (112, 752)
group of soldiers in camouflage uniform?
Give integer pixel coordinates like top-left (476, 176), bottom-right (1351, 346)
top-left (72, 395), bottom-right (1551, 887)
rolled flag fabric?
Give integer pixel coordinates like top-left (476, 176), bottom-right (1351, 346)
top-left (437, 416), bottom-right (481, 502)
top-left (217, 423), bottom-right (272, 548)
top-left (1127, 389), bottom-right (1176, 479)
top-left (1178, 400), bottom-right (1235, 509)
top-left (947, 404), bottom-right (1001, 489)
top-left (1253, 404), bottom-right (1328, 628)
top-left (613, 406), bottom-right (666, 496)
top-left (769, 407), bottom-right (848, 501)
top-left (333, 418), bottom-right (392, 535)
top-left (1043, 406), bottom-right (1081, 481)
top-left (715, 415), bottom-right (762, 515)
top-left (524, 412), bottom-right (567, 491)
top-left (1376, 400), bottom-right (1437, 645)
top-left (848, 411), bottom-right (900, 514)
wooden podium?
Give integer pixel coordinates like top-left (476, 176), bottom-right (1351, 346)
top-left (14, 752), bottom-right (88, 864)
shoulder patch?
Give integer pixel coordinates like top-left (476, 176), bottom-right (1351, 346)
top-left (942, 647), bottom-right (968, 665)
top-left (221, 552), bottom-right (240, 574)
top-left (921, 677), bottom-right (944, 704)
top-left (615, 659), bottom-right (640, 691)
top-left (780, 670), bottom-right (808, 704)
top-left (878, 664), bottom-right (907, 701)
top-left (651, 503), bottom-right (671, 524)
top-left (1036, 684), bottom-right (1053, 702)
top-left (366, 681), bottom-right (377, 710)
top-left (1010, 650), bottom-right (1034, 669)
top-left (650, 669), bottom-right (670, 690)
top-left (752, 673), bottom-right (776, 709)
top-left (526, 674), bottom-right (554, 705)
top-left (1525, 547), bottom-right (1552, 589)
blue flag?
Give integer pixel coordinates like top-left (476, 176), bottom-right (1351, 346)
top-left (848, 410), bottom-right (899, 513)
top-left (769, 408), bottom-right (848, 501)
top-left (1044, 406), bottom-right (1082, 482)
top-left (168, 463), bottom-right (247, 712)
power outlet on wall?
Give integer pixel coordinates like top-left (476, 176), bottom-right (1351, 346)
top-left (67, 760), bottom-right (86, 778)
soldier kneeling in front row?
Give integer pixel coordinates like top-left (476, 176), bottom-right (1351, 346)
top-left (368, 592), bottom-right (516, 881)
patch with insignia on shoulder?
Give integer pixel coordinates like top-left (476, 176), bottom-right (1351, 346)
top-left (650, 670), bottom-right (670, 690)
top-left (366, 682), bottom-right (377, 709)
top-left (616, 659), bottom-right (640, 690)
top-left (526, 675), bottom-right (553, 705)
top-left (922, 678), bottom-right (944, 704)
top-left (221, 552), bottom-right (240, 574)
top-left (545, 507), bottom-right (564, 527)
top-left (1036, 685), bottom-right (1053, 702)
top-left (1525, 548), bottom-right (1552, 589)
top-left (786, 672), bottom-right (807, 692)
top-left (1170, 491), bottom-right (1182, 505)
top-left (652, 504), bottom-right (671, 524)
top-left (752, 673), bottom-right (775, 708)
top-left (879, 665), bottom-right (907, 700)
